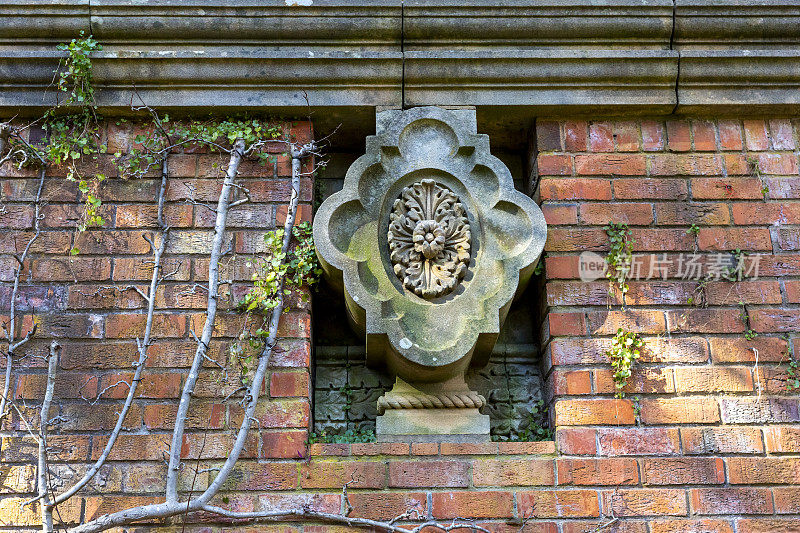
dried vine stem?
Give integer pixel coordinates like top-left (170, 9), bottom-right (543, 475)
top-left (38, 341), bottom-right (60, 533)
top-left (164, 137), bottom-right (246, 503)
top-left (0, 164), bottom-right (45, 423)
top-left (52, 158), bottom-right (171, 507)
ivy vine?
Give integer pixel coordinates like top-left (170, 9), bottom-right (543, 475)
top-left (604, 222), bottom-right (634, 298)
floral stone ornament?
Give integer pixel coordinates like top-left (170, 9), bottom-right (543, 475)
top-left (314, 107), bottom-right (546, 441)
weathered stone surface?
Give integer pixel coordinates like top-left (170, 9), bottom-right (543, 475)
top-left (314, 106), bottom-right (546, 438)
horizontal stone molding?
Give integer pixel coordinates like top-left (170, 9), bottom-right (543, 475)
top-left (2, 0), bottom-right (800, 113)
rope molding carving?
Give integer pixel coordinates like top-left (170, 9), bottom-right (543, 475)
top-left (377, 391), bottom-right (486, 414)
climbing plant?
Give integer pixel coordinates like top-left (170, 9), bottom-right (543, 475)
top-left (604, 222), bottom-right (634, 298)
top-left (607, 327), bottom-right (644, 399)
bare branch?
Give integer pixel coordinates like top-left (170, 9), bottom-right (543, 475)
top-left (165, 137), bottom-right (247, 502)
top-left (52, 158), bottom-right (172, 507)
top-left (1, 166), bottom-right (45, 424)
top-left (39, 341), bottom-right (60, 533)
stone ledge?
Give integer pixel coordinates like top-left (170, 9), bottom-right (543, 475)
top-left (307, 441), bottom-right (557, 457)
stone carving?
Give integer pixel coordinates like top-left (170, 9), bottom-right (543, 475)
top-left (388, 179), bottom-right (471, 299)
top-left (377, 390), bottom-right (485, 414)
top-left (313, 106), bottom-right (547, 441)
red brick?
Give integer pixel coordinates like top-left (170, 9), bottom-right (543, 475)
top-left (614, 178), bottom-right (688, 199)
top-left (643, 458), bottom-right (725, 485)
top-left (440, 442), bottom-right (497, 455)
top-left (586, 309), bottom-right (666, 335)
top-left (706, 280), bottom-right (782, 305)
top-left (258, 492), bottom-right (340, 514)
top-left (261, 430), bottom-right (307, 459)
top-left (546, 312), bottom-right (586, 336)
top-left (549, 369), bottom-right (592, 395)
top-left (630, 228), bottom-right (695, 251)
top-left (641, 121), bottom-right (665, 151)
top-left (724, 153), bottom-right (751, 175)
top-left (764, 426), bottom-right (800, 453)
top-left (640, 397), bottom-right (720, 424)
top-left (732, 202), bottom-right (800, 225)
top-left (537, 120), bottom-right (562, 151)
top-left (719, 398), bottom-right (799, 424)
top-left (774, 487), bottom-right (800, 514)
top-left (756, 152), bottom-right (799, 175)
top-left (743, 119), bottom-right (770, 150)
top-left (594, 367), bottom-right (674, 395)
top-left (786, 280), bottom-right (800, 303)
top-left (73, 230), bottom-right (153, 255)
top-left (517, 490), bottom-right (600, 518)
top-left (615, 121), bottom-right (640, 152)
top-left (575, 154), bottom-right (646, 176)
top-left (597, 428), bottom-right (680, 456)
top-left (778, 227), bottom-right (800, 250)
top-left (674, 366), bottom-right (753, 393)
top-left (750, 308), bottom-right (800, 333)
top-left (431, 491), bottom-right (514, 519)
top-left (650, 519), bottom-right (734, 533)
top-left (554, 399), bottom-right (634, 426)
top-left (537, 154), bottom-right (572, 175)
top-left (115, 204), bottom-right (193, 228)
top-left (411, 442), bottom-right (438, 455)
top-left (654, 202), bottom-right (730, 225)
top-left (691, 178), bottom-right (764, 199)
top-left (624, 282), bottom-right (697, 306)
top-left (225, 462), bottom-right (298, 491)
top-left (543, 255), bottom-right (580, 279)
top-left (650, 154), bottom-right (723, 176)
top-left (541, 204), bottom-right (578, 225)
top-left (556, 428), bottom-right (597, 455)
top-left (710, 336), bottom-right (789, 363)
top-left (564, 120), bottom-right (588, 151)
top-left (497, 441), bottom-right (555, 455)
top-left (691, 488), bottom-right (773, 515)
top-left (667, 120), bottom-right (691, 152)
top-left (350, 442), bottom-right (409, 455)
top-left (589, 122), bottom-right (614, 151)
top-left (300, 460), bottom-right (384, 489)
top-left (349, 492), bottom-right (427, 521)
top-left (105, 313), bottom-right (186, 338)
top-left (718, 120), bottom-right (743, 150)
top-left (546, 281), bottom-right (613, 307)
top-left (737, 518), bottom-right (800, 533)
top-left (693, 120), bottom-right (718, 151)
top-left (269, 371), bottom-right (309, 398)
top-left (539, 178), bottom-right (612, 201)
top-left (602, 489), bottom-right (687, 517)
top-left (545, 228), bottom-right (607, 251)
top-left (473, 458), bottom-right (554, 487)
top-left (579, 203), bottom-right (653, 225)
top-left (557, 458), bottom-right (638, 486)
top-left (770, 119), bottom-right (796, 150)
top-left (388, 460), bottom-right (469, 488)
top-left (697, 227), bottom-right (772, 250)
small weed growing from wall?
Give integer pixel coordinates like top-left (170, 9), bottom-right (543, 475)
top-left (607, 328), bottom-right (644, 399)
top-left (604, 223), bottom-right (634, 298)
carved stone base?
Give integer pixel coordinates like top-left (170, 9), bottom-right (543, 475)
top-left (375, 377), bottom-right (490, 442)
top-left (376, 409), bottom-right (491, 443)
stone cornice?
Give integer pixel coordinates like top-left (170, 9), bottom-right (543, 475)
top-left (1, 0), bottom-right (800, 116)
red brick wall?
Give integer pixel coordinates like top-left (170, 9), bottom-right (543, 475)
top-left (0, 119), bottom-right (315, 526)
top-left (2, 117), bottom-right (799, 532)
top-left (538, 118), bottom-right (800, 532)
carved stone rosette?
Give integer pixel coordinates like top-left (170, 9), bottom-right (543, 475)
top-left (388, 179), bottom-right (471, 299)
top-left (313, 107), bottom-right (547, 441)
